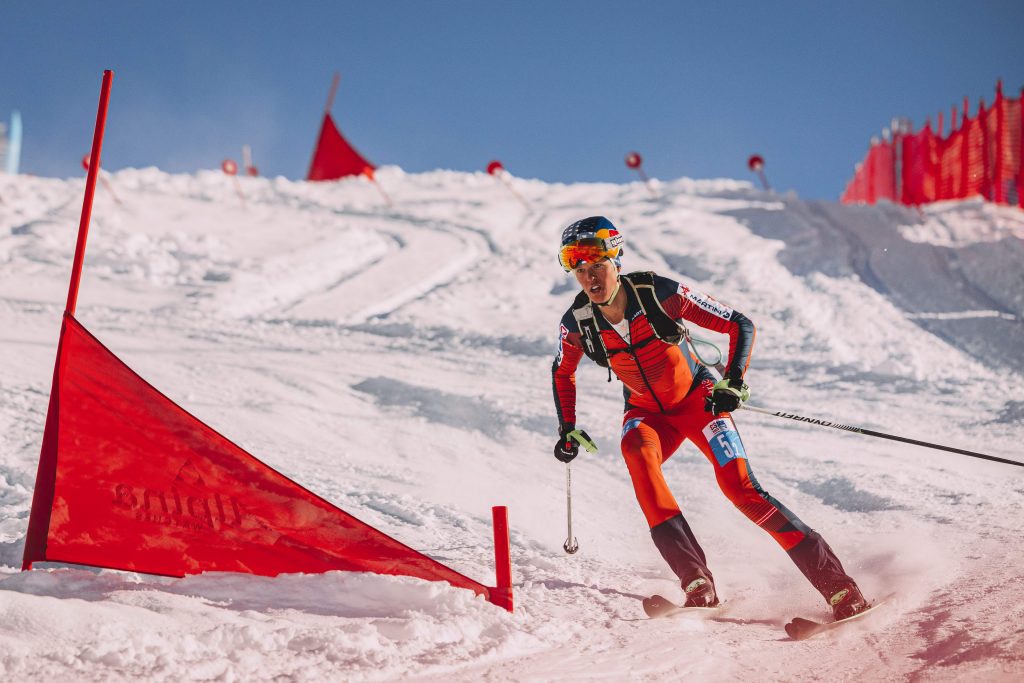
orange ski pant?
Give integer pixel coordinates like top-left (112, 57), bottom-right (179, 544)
top-left (620, 384), bottom-right (808, 552)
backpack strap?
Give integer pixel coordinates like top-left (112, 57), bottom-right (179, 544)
top-left (622, 272), bottom-right (688, 345)
top-left (570, 272), bottom-right (692, 369)
top-left (571, 291), bottom-right (610, 368)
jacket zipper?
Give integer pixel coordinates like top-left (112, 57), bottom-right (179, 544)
top-left (624, 328), bottom-right (666, 414)
top-left (602, 293), bottom-right (667, 414)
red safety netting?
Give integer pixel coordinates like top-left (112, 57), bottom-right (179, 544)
top-left (964, 103), bottom-right (989, 199)
top-left (872, 142), bottom-right (897, 203)
top-left (307, 113), bottom-right (375, 181)
top-left (22, 314), bottom-right (490, 600)
top-left (843, 82), bottom-right (1023, 209)
top-left (841, 140), bottom-right (896, 204)
top-left (900, 124), bottom-right (938, 205)
top-left (998, 97), bottom-right (1022, 205)
top-left (937, 124), bottom-right (966, 200)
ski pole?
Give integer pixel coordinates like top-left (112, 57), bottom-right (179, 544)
top-left (740, 404), bottom-right (1023, 468)
top-left (563, 463), bottom-right (579, 554)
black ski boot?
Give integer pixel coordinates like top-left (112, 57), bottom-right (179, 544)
top-left (829, 583), bottom-right (868, 621)
top-left (683, 575), bottom-right (719, 608)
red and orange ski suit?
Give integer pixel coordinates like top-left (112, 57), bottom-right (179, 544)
top-left (551, 272), bottom-right (855, 598)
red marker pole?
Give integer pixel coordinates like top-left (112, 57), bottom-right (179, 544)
top-left (362, 166), bottom-right (393, 206)
top-left (67, 70), bottom-right (114, 316)
top-left (25, 70), bottom-right (115, 573)
top-left (486, 160), bottom-right (530, 210)
top-left (222, 159), bottom-right (246, 208)
top-left (625, 151), bottom-right (657, 197)
top-left (747, 154), bottom-right (771, 191)
top-left (81, 154), bottom-right (123, 206)
top-left (242, 144), bottom-right (258, 177)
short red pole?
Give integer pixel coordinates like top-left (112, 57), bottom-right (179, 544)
top-left (66, 69), bottom-right (114, 316)
top-left (490, 505), bottom-right (513, 612)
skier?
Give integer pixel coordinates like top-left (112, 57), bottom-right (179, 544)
top-left (550, 216), bottom-right (868, 620)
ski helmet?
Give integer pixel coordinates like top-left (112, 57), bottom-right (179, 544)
top-left (558, 216), bottom-right (624, 272)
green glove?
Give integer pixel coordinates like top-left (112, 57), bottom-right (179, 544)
top-left (705, 378), bottom-right (750, 415)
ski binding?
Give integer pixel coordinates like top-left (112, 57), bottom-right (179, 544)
top-left (785, 600), bottom-right (886, 640)
top-left (642, 594), bottom-right (720, 619)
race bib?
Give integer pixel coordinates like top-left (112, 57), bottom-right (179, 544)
top-left (621, 417), bottom-right (644, 440)
top-left (702, 418), bottom-right (746, 467)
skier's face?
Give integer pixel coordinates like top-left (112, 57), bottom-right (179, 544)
top-left (575, 258), bottom-right (619, 304)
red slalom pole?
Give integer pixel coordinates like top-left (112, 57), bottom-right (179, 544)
top-left (362, 166), bottom-right (393, 206)
top-left (625, 151), bottom-right (657, 198)
top-left (67, 69), bottom-right (114, 316)
top-left (23, 69), bottom-right (113, 572)
top-left (747, 154), bottom-right (771, 191)
top-left (221, 159), bottom-right (246, 208)
top-left (324, 72), bottom-right (341, 115)
top-left (486, 160), bottom-right (530, 210)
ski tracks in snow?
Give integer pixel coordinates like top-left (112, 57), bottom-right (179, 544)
top-left (1, 170), bottom-right (1022, 681)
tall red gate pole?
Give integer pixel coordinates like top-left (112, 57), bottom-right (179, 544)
top-left (66, 69), bottom-right (114, 316)
top-left (22, 70), bottom-right (114, 571)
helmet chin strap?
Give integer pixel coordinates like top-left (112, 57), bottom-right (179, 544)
top-left (595, 276), bottom-right (621, 307)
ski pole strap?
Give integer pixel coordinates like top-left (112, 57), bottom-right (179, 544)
top-left (567, 429), bottom-right (598, 454)
top-left (685, 332), bottom-right (725, 371)
top-left (740, 404), bottom-right (1023, 468)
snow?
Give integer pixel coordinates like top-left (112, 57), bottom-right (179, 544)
top-left (1, 167), bottom-right (1022, 681)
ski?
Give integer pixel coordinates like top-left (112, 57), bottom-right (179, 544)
top-left (642, 594), bottom-right (720, 619)
top-left (784, 600), bottom-right (886, 640)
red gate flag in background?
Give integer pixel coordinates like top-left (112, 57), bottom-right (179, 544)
top-left (24, 69), bottom-right (513, 614)
top-left (306, 112), bottom-right (375, 181)
top-left (22, 313), bottom-right (494, 601)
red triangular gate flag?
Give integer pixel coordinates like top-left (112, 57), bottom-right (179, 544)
top-left (22, 314), bottom-right (489, 599)
top-left (307, 113), bottom-right (375, 181)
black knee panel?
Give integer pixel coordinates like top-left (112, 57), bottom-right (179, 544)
top-left (650, 514), bottom-right (713, 585)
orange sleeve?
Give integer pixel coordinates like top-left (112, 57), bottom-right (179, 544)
top-left (661, 279), bottom-right (756, 381)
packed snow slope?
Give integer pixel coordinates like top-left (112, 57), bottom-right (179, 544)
top-left (1, 168), bottom-right (1022, 682)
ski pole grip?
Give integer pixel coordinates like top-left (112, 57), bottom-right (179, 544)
top-left (490, 505), bottom-right (513, 612)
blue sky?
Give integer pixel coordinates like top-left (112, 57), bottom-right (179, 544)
top-left (2, 1), bottom-right (1022, 199)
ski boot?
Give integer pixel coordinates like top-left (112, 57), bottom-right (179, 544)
top-left (829, 583), bottom-right (868, 621)
top-left (683, 576), bottom-right (719, 608)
